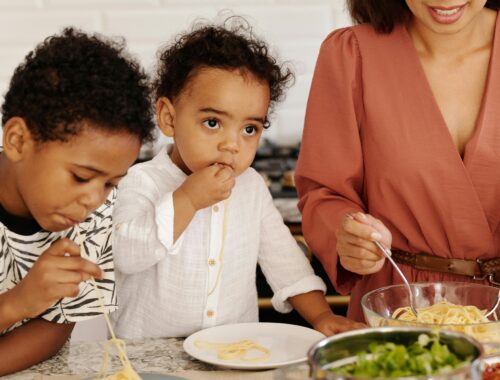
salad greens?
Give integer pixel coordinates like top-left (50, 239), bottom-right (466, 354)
top-left (331, 334), bottom-right (470, 378)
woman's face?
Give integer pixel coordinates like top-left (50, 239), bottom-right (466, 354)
top-left (405, 0), bottom-right (488, 33)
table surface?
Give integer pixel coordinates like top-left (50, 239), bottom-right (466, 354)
top-left (9, 337), bottom-right (309, 380)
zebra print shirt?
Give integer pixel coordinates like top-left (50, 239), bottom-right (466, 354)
top-left (0, 190), bottom-right (118, 334)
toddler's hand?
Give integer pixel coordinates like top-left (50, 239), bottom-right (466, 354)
top-left (312, 311), bottom-right (366, 336)
top-left (180, 164), bottom-right (235, 211)
top-left (336, 212), bottom-right (392, 275)
top-left (9, 238), bottom-right (103, 321)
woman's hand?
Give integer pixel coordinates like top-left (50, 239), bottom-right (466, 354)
top-left (312, 310), bottom-right (366, 336)
top-left (6, 238), bottom-right (103, 322)
top-left (336, 212), bottom-right (392, 275)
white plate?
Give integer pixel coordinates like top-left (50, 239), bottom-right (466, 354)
top-left (183, 322), bottom-right (325, 370)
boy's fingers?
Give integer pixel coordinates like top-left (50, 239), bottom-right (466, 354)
top-left (56, 257), bottom-right (103, 279)
top-left (46, 238), bottom-right (80, 256)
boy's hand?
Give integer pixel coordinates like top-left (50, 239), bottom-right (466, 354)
top-left (180, 164), bottom-right (235, 211)
top-left (312, 310), bottom-right (366, 336)
top-left (336, 212), bottom-right (392, 275)
top-left (8, 238), bottom-right (103, 321)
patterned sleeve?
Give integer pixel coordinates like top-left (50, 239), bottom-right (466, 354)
top-left (40, 189), bottom-right (118, 324)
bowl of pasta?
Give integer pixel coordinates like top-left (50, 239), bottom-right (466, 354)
top-left (361, 282), bottom-right (500, 346)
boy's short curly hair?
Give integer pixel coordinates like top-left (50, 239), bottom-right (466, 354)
top-left (1, 27), bottom-right (155, 144)
top-left (153, 17), bottom-right (294, 112)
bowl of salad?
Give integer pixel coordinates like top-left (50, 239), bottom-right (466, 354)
top-left (308, 326), bottom-right (483, 380)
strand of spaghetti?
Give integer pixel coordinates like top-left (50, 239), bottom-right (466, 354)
top-left (194, 339), bottom-right (271, 362)
top-left (207, 199), bottom-right (229, 296)
top-left (75, 230), bottom-right (140, 380)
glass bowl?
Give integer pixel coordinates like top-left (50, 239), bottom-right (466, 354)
top-left (361, 282), bottom-right (500, 346)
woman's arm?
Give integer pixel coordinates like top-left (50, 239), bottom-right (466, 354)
top-left (295, 28), bottom-right (366, 294)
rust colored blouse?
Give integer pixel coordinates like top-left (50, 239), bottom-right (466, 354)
top-left (295, 15), bottom-right (500, 322)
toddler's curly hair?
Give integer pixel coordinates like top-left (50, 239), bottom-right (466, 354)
top-left (1, 27), bottom-right (155, 143)
top-left (153, 17), bottom-right (294, 113)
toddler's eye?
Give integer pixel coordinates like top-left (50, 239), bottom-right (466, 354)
top-left (243, 126), bottom-right (258, 136)
top-left (202, 119), bottom-right (220, 129)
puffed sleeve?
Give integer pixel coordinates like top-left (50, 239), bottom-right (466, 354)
top-left (295, 28), bottom-right (365, 294)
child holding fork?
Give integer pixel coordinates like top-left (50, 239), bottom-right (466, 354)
top-left (0, 27), bottom-right (155, 374)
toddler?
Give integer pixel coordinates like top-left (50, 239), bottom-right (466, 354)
top-left (111, 20), bottom-right (364, 339)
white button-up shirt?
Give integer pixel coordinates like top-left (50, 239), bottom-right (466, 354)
top-left (111, 146), bottom-right (325, 339)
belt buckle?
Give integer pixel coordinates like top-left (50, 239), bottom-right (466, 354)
top-left (473, 258), bottom-right (487, 281)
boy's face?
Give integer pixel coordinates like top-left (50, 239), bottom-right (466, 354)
top-left (157, 67), bottom-right (270, 177)
top-left (1, 121), bottom-right (140, 231)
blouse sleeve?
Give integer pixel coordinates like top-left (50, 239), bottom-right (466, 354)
top-left (295, 28), bottom-right (366, 294)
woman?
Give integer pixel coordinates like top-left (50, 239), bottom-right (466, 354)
top-left (295, 0), bottom-right (500, 321)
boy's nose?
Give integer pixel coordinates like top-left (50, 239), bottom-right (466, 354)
top-left (79, 188), bottom-right (107, 212)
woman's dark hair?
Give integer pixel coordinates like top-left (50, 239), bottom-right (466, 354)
top-left (1, 27), bottom-right (155, 143)
top-left (347, 0), bottom-right (500, 33)
top-left (153, 17), bottom-right (294, 113)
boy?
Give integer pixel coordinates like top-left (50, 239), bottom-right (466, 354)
top-left (0, 28), bottom-right (155, 374)
top-left (111, 20), bottom-right (364, 339)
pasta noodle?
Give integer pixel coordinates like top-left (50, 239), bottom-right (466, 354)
top-left (195, 340), bottom-right (271, 362)
top-left (392, 300), bottom-right (499, 343)
top-left (75, 231), bottom-right (141, 380)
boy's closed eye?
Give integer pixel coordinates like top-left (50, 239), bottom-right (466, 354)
top-left (72, 173), bottom-right (119, 189)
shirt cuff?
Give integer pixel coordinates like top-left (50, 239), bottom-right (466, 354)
top-left (155, 191), bottom-right (184, 256)
top-left (271, 275), bottom-right (327, 313)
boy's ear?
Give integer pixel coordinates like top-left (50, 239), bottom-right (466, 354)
top-left (2, 117), bottom-right (34, 162)
top-left (156, 97), bottom-right (176, 138)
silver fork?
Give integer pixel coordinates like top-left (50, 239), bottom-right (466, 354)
top-left (374, 241), bottom-right (419, 317)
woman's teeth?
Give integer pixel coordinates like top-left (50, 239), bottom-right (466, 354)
top-left (433, 7), bottom-right (460, 16)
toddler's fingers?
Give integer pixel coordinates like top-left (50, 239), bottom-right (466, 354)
top-left (214, 166), bottom-right (234, 181)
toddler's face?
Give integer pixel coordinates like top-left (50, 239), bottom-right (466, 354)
top-left (14, 124), bottom-right (140, 231)
top-left (161, 67), bottom-right (270, 176)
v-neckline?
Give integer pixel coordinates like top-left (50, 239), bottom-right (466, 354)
top-left (400, 11), bottom-right (499, 167)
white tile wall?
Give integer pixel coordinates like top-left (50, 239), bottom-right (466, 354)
top-left (0, 0), bottom-right (351, 149)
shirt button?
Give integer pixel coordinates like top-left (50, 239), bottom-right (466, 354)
top-left (206, 309), bottom-right (215, 317)
top-left (213, 205), bottom-right (219, 212)
top-left (208, 259), bottom-right (216, 266)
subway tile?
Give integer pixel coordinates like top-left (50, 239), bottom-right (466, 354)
top-left (0, 11), bottom-right (100, 44)
top-left (44, 0), bottom-right (160, 8)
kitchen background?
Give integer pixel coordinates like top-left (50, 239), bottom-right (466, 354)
top-left (0, 0), bottom-right (352, 340)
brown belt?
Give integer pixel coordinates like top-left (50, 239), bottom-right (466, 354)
top-left (391, 250), bottom-right (500, 287)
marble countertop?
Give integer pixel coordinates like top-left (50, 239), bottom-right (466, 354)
top-left (9, 338), bottom-right (306, 380)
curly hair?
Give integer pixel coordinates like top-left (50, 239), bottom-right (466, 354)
top-left (1, 27), bottom-right (155, 143)
top-left (347, 0), bottom-right (500, 33)
top-left (153, 17), bottom-right (294, 114)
